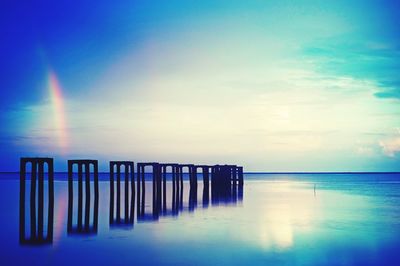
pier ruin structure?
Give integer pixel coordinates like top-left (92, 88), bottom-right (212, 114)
top-left (109, 161), bottom-right (135, 225)
top-left (67, 160), bottom-right (99, 234)
top-left (19, 158), bottom-right (54, 245)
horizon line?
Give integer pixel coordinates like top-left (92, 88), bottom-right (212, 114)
top-left (0, 171), bottom-right (400, 174)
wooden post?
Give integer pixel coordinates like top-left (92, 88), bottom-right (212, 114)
top-left (124, 163), bottom-right (129, 223)
top-left (19, 158), bottom-right (54, 245)
top-left (109, 162), bottom-right (114, 224)
top-left (48, 159), bottom-right (54, 241)
top-left (19, 159), bottom-right (25, 243)
top-left (238, 166), bottom-right (244, 187)
top-left (67, 160), bottom-right (99, 234)
top-left (110, 161), bottom-right (134, 226)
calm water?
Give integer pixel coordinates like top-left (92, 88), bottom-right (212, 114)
top-left (1, 173), bottom-right (400, 266)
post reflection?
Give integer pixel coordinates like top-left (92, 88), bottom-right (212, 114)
top-left (136, 164), bottom-right (243, 219)
top-left (137, 163), bottom-right (161, 222)
top-left (109, 161), bottom-right (135, 227)
top-left (211, 165), bottom-right (244, 205)
top-left (67, 160), bottom-right (99, 235)
top-left (18, 160), bottom-right (244, 244)
top-left (19, 158), bottom-right (54, 245)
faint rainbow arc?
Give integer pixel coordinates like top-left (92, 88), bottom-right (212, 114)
top-left (48, 70), bottom-right (68, 152)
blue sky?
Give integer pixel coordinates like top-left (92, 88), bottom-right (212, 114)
top-left (1, 0), bottom-right (399, 171)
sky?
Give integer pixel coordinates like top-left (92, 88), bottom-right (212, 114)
top-left (1, 0), bottom-right (399, 172)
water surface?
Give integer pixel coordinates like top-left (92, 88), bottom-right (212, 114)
top-left (1, 173), bottom-right (399, 266)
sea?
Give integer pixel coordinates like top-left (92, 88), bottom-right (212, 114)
top-left (1, 172), bottom-right (399, 266)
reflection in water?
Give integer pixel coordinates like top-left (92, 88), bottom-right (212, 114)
top-left (137, 163), bottom-right (162, 221)
top-left (251, 182), bottom-right (318, 249)
top-left (109, 161), bottom-right (135, 227)
top-left (189, 186), bottom-right (198, 211)
top-left (67, 160), bottom-right (99, 235)
top-left (19, 158), bottom-right (54, 245)
top-left (134, 175), bottom-right (242, 221)
top-left (161, 164), bottom-right (178, 215)
top-left (134, 164), bottom-right (243, 220)
top-left (211, 165), bottom-right (243, 205)
top-left (19, 160), bottom-right (244, 244)
top-left (259, 184), bottom-right (295, 249)
top-left (10, 171), bottom-right (400, 265)
top-left (53, 191), bottom-right (67, 244)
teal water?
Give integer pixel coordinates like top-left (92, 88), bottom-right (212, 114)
top-left (1, 173), bottom-right (399, 266)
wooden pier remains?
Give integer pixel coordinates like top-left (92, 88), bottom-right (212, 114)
top-left (19, 158), bottom-right (54, 245)
top-left (136, 162), bottom-right (162, 220)
top-left (160, 164), bottom-right (179, 214)
top-left (109, 161), bottom-right (135, 225)
top-left (19, 157), bottom-right (244, 237)
top-left (67, 160), bottom-right (99, 234)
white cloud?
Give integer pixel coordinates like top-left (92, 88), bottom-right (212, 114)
top-left (8, 17), bottom-right (400, 171)
top-left (356, 146), bottom-right (374, 156)
top-left (379, 135), bottom-right (400, 157)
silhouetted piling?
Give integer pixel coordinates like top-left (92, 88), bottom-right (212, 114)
top-left (194, 165), bottom-right (210, 207)
top-left (137, 163), bottom-right (161, 221)
top-left (189, 186), bottom-right (197, 211)
top-left (178, 164), bottom-right (195, 210)
top-left (189, 165), bottom-right (212, 210)
top-left (19, 158), bottom-right (54, 245)
top-left (160, 164), bottom-right (179, 214)
top-left (109, 161), bottom-right (135, 226)
top-left (20, 157), bottom-right (244, 237)
top-left (67, 160), bottom-right (99, 235)
top-left (172, 166), bottom-right (178, 214)
top-left (231, 166), bottom-right (237, 202)
top-left (178, 164), bottom-right (193, 186)
top-left (211, 165), bottom-right (243, 205)
top-left (238, 166), bottom-right (244, 187)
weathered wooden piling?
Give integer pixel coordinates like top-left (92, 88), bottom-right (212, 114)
top-left (178, 164), bottom-right (196, 210)
top-left (19, 158), bottom-right (54, 245)
top-left (211, 164), bottom-right (242, 204)
top-left (194, 165), bottom-right (211, 207)
top-left (188, 186), bottom-right (197, 211)
top-left (231, 166), bottom-right (243, 202)
top-left (109, 161), bottom-right (134, 225)
top-left (179, 164), bottom-right (196, 189)
top-left (160, 164), bottom-right (179, 214)
top-left (230, 167), bottom-right (237, 203)
top-left (67, 160), bottom-right (99, 234)
top-left (188, 165), bottom-right (210, 211)
top-left (20, 157), bottom-right (244, 237)
top-left (136, 163), bottom-right (161, 220)
top-left (238, 166), bottom-right (244, 187)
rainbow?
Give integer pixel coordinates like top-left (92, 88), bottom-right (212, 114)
top-left (48, 70), bottom-right (68, 153)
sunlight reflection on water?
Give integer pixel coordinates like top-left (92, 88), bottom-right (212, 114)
top-left (1, 173), bottom-right (400, 265)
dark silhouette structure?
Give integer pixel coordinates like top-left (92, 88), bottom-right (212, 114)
top-left (137, 163), bottom-right (161, 221)
top-left (109, 161), bottom-right (135, 226)
top-left (160, 163), bottom-right (179, 214)
top-left (188, 185), bottom-right (197, 211)
top-left (67, 160), bottom-right (99, 235)
top-left (133, 162), bottom-right (242, 219)
top-left (19, 158), bottom-right (54, 245)
top-left (18, 157), bottom-right (245, 243)
top-left (179, 164), bottom-right (195, 188)
top-left (187, 165), bottom-right (201, 212)
top-left (195, 165), bottom-right (211, 207)
top-left (211, 165), bottom-right (243, 205)
top-left (178, 164), bottom-right (195, 210)
top-left (237, 166), bottom-right (244, 201)
top-left (238, 166), bottom-right (244, 187)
